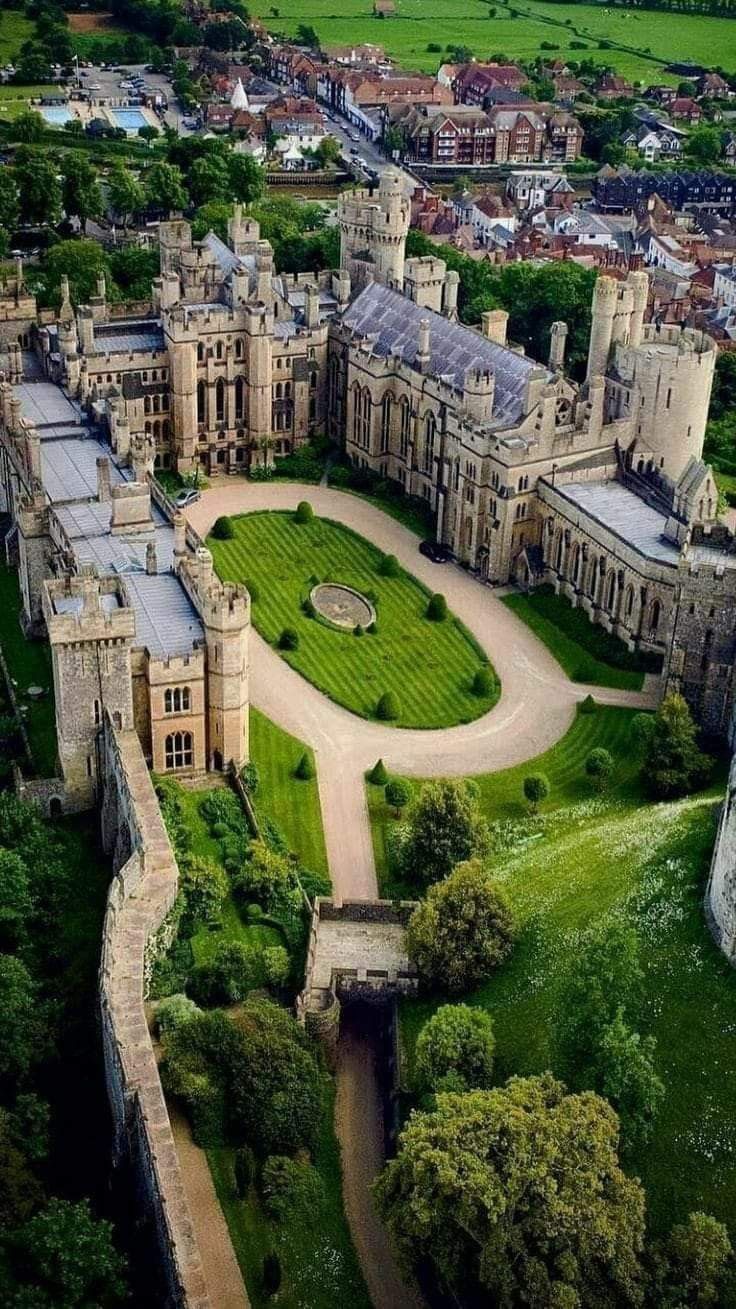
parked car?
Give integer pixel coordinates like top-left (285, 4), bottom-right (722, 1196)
top-left (174, 487), bottom-right (201, 509)
top-left (349, 130), bottom-right (360, 142)
top-left (419, 539), bottom-right (452, 563)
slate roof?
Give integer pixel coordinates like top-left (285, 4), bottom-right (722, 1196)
top-left (13, 382), bottom-right (81, 429)
top-left (552, 480), bottom-right (680, 565)
top-left (342, 282), bottom-right (547, 425)
top-left (41, 436), bottom-right (128, 504)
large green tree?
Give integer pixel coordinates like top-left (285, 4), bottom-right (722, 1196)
top-left (13, 149), bottom-right (62, 228)
top-left (39, 241), bottom-right (110, 310)
top-left (106, 165), bottom-right (145, 227)
top-left (61, 154), bottom-right (103, 234)
top-left (401, 779), bottom-right (489, 886)
top-left (143, 161), bottom-right (187, 216)
top-left (376, 1073), bottom-right (646, 1308)
top-left (557, 919), bottom-right (644, 1074)
top-left (0, 954), bottom-right (45, 1082)
top-left (228, 153), bottom-right (265, 204)
top-left (406, 859), bottom-right (515, 993)
top-left (592, 1008), bottom-right (664, 1151)
top-left (15, 1198), bottom-right (126, 1308)
top-left (637, 692), bottom-right (711, 799)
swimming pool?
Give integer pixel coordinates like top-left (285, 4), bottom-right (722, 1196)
top-left (109, 109), bottom-right (149, 132)
top-left (40, 105), bottom-right (74, 126)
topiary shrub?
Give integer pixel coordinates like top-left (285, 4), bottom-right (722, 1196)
top-left (472, 666), bottom-right (494, 697)
top-left (523, 773), bottom-right (550, 814)
top-left (580, 694), bottom-right (597, 715)
top-left (385, 777), bottom-right (412, 816)
top-left (376, 691), bottom-right (400, 721)
top-left (585, 747), bottom-right (613, 791)
top-left (302, 597), bottom-right (316, 618)
top-left (378, 553), bottom-right (401, 578)
top-left (426, 593), bottom-right (448, 622)
top-left (367, 620), bottom-right (378, 634)
top-left (211, 515), bottom-right (234, 540)
top-left (278, 627), bottom-right (299, 651)
top-left (354, 622), bottom-right (364, 637)
top-left (368, 758), bottom-right (389, 786)
top-left (155, 993), bottom-right (201, 1038)
top-left (234, 1145), bottom-right (256, 1198)
top-left (245, 902), bottom-right (263, 922)
top-left (294, 500), bottom-right (313, 524)
top-left (294, 751), bottom-right (315, 781)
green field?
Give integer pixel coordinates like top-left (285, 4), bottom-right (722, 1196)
top-left (209, 512), bottom-right (498, 729)
top-left (251, 0), bottom-right (736, 84)
top-left (502, 585), bottom-right (657, 691)
top-left (369, 705), bottom-right (736, 1249)
top-left (0, 10), bottom-right (34, 63)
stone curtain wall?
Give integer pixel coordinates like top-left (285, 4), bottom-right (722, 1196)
top-left (706, 752), bottom-right (736, 962)
top-left (98, 716), bottom-right (212, 1309)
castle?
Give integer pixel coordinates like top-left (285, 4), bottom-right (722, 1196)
top-left (0, 166), bottom-right (734, 813)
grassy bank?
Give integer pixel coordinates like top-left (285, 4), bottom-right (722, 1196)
top-left (0, 560), bottom-right (57, 777)
top-left (209, 511), bottom-right (498, 729)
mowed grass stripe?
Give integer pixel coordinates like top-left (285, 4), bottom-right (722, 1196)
top-left (210, 511), bottom-right (498, 730)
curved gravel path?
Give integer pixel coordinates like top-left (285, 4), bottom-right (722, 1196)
top-left (187, 482), bottom-right (658, 902)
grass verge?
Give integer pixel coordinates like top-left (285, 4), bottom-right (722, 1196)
top-left (0, 559), bottom-right (57, 776)
top-left (209, 511), bottom-right (498, 729)
top-left (250, 706), bottom-right (328, 877)
top-left (502, 585), bottom-right (660, 690)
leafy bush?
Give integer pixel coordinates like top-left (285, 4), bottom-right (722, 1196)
top-left (585, 747), bottom-right (613, 791)
top-left (261, 1155), bottom-right (326, 1222)
top-left (378, 553), bottom-right (401, 578)
top-left (240, 762), bottom-right (260, 796)
top-left (472, 666), bottom-right (494, 696)
top-left (263, 946), bottom-right (290, 988)
top-left (368, 758), bottom-right (389, 786)
top-left (376, 691), bottom-right (400, 721)
top-left (385, 778), bottom-right (412, 815)
top-left (181, 856), bottom-right (228, 929)
top-left (294, 500), bottom-right (314, 524)
top-left (367, 620), bottom-right (378, 634)
top-left (294, 752), bottom-right (315, 781)
top-left (189, 941), bottom-right (260, 1006)
top-left (211, 515), bottom-right (234, 540)
top-left (155, 993), bottom-right (201, 1037)
top-left (523, 774), bottom-right (549, 813)
top-left (354, 622), bottom-right (364, 637)
top-left (279, 627), bottom-right (299, 651)
top-left (415, 1004), bottom-right (495, 1094)
top-left (407, 859), bottom-right (515, 994)
top-left (302, 597), bottom-right (316, 618)
top-left (426, 593), bottom-right (448, 622)
top-left (199, 789), bottom-right (245, 835)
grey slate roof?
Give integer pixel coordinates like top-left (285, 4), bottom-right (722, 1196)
top-left (91, 326), bottom-right (165, 355)
top-left (41, 437), bottom-right (128, 504)
top-left (342, 282), bottom-right (546, 425)
top-left (553, 480), bottom-right (680, 565)
top-left (14, 382), bottom-right (81, 429)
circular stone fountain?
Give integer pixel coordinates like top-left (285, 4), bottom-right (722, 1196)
top-left (310, 583), bottom-right (376, 630)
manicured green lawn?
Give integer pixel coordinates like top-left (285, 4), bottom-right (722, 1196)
top-left (250, 706), bottom-right (328, 877)
top-left (0, 560), bottom-right (57, 777)
top-left (208, 1079), bottom-right (371, 1309)
top-left (251, 0), bottom-right (736, 83)
top-left (502, 585), bottom-right (659, 691)
top-left (209, 512), bottom-right (497, 729)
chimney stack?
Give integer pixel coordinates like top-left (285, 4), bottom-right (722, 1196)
top-left (96, 456), bottom-right (111, 502)
top-left (416, 318), bottom-right (431, 372)
top-left (481, 309), bottom-right (508, 346)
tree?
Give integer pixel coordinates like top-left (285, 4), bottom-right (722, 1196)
top-left (375, 691), bottom-right (400, 720)
top-left (0, 954), bottom-right (44, 1081)
top-left (315, 135), bottom-right (341, 167)
top-left (0, 172), bottom-right (20, 239)
top-left (385, 777), bottom-right (411, 816)
top-left (687, 125), bottom-right (723, 167)
top-left (709, 348), bottom-right (736, 420)
top-left (234, 1144), bottom-right (255, 1197)
top-left (263, 945), bottom-right (289, 988)
top-left (17, 1198), bottom-right (127, 1307)
top-left (426, 593), bottom-right (447, 621)
top-left (228, 153), bottom-right (265, 204)
top-left (585, 746), bottom-right (613, 791)
top-left (415, 1004), bottom-right (495, 1094)
top-left (638, 693), bottom-right (712, 799)
top-left (0, 849), bottom-right (31, 950)
top-left (39, 241), bottom-right (110, 310)
top-left (0, 1115), bottom-right (43, 1227)
top-left (139, 124), bottom-right (159, 143)
top-left (523, 772), bottom-right (549, 813)
top-left (294, 500), bottom-right (313, 523)
top-left (407, 859), bottom-right (515, 993)
top-left (556, 920), bottom-right (644, 1074)
top-left (261, 1155), bottom-right (326, 1221)
top-left (187, 154), bottom-right (229, 207)
top-left (144, 161), bottom-right (187, 215)
top-left (368, 758), bottom-right (389, 786)
top-left (61, 153), bottom-right (103, 233)
top-left (181, 855), bottom-right (227, 927)
top-left (592, 1009), bottom-right (664, 1151)
top-left (191, 940), bottom-right (259, 1005)
top-left (401, 779), bottom-right (489, 887)
top-left (229, 998), bottom-right (322, 1156)
top-left (107, 165), bottom-right (145, 226)
top-left (14, 110), bottom-right (46, 144)
top-left (14, 43), bottom-right (52, 84)
top-left (660, 1211), bottom-right (732, 1307)
top-left (295, 23), bottom-right (319, 46)
top-left (13, 148), bottom-right (62, 227)
top-left (375, 1073), bottom-right (646, 1307)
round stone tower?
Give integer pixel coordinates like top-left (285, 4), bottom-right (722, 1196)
top-left (337, 166), bottom-right (410, 291)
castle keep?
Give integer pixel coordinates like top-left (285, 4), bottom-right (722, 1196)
top-left (1, 167), bottom-right (736, 948)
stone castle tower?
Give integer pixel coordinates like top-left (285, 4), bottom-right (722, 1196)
top-left (338, 167), bottom-right (411, 290)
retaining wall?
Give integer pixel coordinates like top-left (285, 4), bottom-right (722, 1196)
top-left (706, 752), bottom-right (736, 961)
top-left (98, 717), bottom-right (212, 1309)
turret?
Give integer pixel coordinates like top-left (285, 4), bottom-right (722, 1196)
top-left (586, 276), bottom-right (618, 384)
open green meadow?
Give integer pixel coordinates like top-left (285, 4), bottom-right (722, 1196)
top-left (251, 0), bottom-right (736, 84)
top-left (209, 511), bottom-right (498, 729)
top-left (369, 704), bottom-right (736, 1250)
top-left (0, 10), bottom-right (34, 63)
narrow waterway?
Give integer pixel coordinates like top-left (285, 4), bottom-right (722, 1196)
top-left (334, 1006), bottom-right (426, 1309)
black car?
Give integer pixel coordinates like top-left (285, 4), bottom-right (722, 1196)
top-left (419, 539), bottom-right (453, 563)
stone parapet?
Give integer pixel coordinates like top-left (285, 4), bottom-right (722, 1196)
top-left (706, 752), bottom-right (736, 962)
